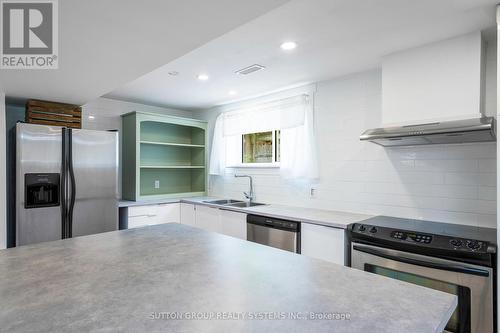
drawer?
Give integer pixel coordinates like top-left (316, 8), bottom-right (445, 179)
top-left (128, 203), bottom-right (180, 229)
top-left (128, 215), bottom-right (159, 229)
top-left (128, 205), bottom-right (158, 218)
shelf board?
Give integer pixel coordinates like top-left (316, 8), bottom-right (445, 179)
top-left (140, 141), bottom-right (205, 148)
top-left (140, 165), bottom-right (206, 169)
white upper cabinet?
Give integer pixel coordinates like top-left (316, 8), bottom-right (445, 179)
top-left (382, 31), bottom-right (483, 126)
top-left (301, 223), bottom-right (345, 266)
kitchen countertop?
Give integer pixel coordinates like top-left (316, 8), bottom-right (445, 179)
top-left (0, 223), bottom-right (456, 333)
top-left (119, 197), bottom-right (373, 229)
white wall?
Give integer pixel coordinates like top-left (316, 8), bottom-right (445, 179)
top-left (382, 32), bottom-right (483, 125)
top-left (81, 97), bottom-right (193, 131)
top-left (81, 97), bottom-right (193, 197)
top-left (195, 68), bottom-right (496, 228)
top-left (0, 91), bottom-right (5, 249)
top-left (484, 28), bottom-right (497, 118)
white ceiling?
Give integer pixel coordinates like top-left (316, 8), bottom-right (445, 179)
top-left (106, 0), bottom-right (498, 110)
top-left (0, 0), bottom-right (289, 105)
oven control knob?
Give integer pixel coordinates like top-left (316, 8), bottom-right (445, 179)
top-left (369, 227), bottom-right (377, 233)
top-left (358, 225), bottom-right (366, 232)
top-left (450, 239), bottom-right (462, 247)
top-left (467, 241), bottom-right (481, 250)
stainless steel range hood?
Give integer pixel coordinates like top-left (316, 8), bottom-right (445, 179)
top-left (360, 117), bottom-right (496, 147)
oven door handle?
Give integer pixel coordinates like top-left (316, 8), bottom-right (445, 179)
top-left (352, 245), bottom-right (490, 277)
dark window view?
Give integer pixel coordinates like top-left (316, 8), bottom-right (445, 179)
top-left (242, 130), bottom-right (280, 163)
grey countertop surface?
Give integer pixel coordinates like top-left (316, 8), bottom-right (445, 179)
top-left (119, 197), bottom-right (373, 229)
top-left (0, 223), bottom-right (456, 333)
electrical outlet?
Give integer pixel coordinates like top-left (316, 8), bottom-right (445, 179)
top-left (310, 187), bottom-right (316, 198)
top-left (154, 180), bottom-right (160, 189)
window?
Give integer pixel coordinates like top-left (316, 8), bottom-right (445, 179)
top-left (242, 130), bottom-right (280, 164)
top-left (209, 93), bottom-right (318, 178)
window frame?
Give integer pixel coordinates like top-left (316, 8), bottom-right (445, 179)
top-left (228, 130), bottom-right (281, 168)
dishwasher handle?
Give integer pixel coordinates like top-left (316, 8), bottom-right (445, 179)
top-left (247, 214), bottom-right (299, 232)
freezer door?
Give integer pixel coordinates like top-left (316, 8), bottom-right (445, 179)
top-left (16, 123), bottom-right (63, 246)
top-left (70, 129), bottom-right (118, 237)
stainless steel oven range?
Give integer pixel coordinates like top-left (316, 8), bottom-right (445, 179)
top-left (349, 216), bottom-right (496, 333)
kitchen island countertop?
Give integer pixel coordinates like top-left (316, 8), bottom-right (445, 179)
top-left (0, 223), bottom-right (457, 332)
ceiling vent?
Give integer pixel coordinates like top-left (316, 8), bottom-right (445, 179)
top-left (235, 64), bottom-right (265, 75)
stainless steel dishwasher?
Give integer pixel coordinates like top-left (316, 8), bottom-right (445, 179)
top-left (247, 215), bottom-right (300, 253)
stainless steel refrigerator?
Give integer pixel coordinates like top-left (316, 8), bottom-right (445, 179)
top-left (16, 123), bottom-right (118, 246)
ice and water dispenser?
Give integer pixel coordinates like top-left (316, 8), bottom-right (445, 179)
top-left (24, 173), bottom-right (60, 208)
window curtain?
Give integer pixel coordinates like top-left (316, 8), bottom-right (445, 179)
top-left (209, 114), bottom-right (226, 175)
top-left (279, 96), bottom-right (319, 180)
top-left (223, 95), bottom-right (307, 136)
top-left (209, 94), bottom-right (319, 181)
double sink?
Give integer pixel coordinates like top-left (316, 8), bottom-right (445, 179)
top-left (203, 199), bottom-right (266, 208)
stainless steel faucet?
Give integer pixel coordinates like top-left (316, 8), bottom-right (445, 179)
top-left (234, 174), bottom-right (254, 202)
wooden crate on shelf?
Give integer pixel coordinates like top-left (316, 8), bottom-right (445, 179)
top-left (26, 99), bottom-right (82, 128)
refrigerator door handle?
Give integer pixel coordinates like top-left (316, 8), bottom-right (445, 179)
top-left (68, 129), bottom-right (76, 238)
top-left (61, 128), bottom-right (67, 239)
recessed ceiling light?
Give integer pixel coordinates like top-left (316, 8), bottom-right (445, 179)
top-left (280, 41), bottom-right (297, 51)
top-left (197, 74), bottom-right (209, 81)
top-left (88, 115), bottom-right (95, 120)
top-left (228, 90), bottom-right (237, 96)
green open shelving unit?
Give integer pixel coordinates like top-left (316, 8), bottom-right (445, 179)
top-left (121, 111), bottom-right (208, 201)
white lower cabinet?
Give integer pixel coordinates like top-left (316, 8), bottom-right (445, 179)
top-left (156, 203), bottom-right (180, 223)
top-left (194, 205), bottom-right (221, 232)
top-left (301, 223), bottom-right (345, 266)
top-left (180, 203), bottom-right (196, 227)
top-left (179, 203), bottom-right (247, 240)
top-left (128, 203), bottom-right (180, 229)
top-left (172, 203), bottom-right (347, 264)
top-left (219, 210), bottom-right (247, 240)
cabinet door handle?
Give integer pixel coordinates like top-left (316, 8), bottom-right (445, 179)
top-left (129, 214), bottom-right (156, 218)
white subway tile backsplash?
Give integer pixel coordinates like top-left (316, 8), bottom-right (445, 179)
top-left (395, 171), bottom-right (446, 185)
top-left (385, 146), bottom-right (447, 161)
top-left (476, 214), bottom-right (497, 227)
top-left (365, 160), bottom-right (415, 172)
top-left (444, 143), bottom-right (497, 160)
top-left (199, 70), bottom-right (496, 228)
top-left (414, 159), bottom-right (478, 172)
top-left (478, 186), bottom-right (497, 201)
top-left (363, 182), bottom-right (478, 200)
top-left (444, 172), bottom-right (496, 187)
top-left (479, 159), bottom-right (497, 173)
